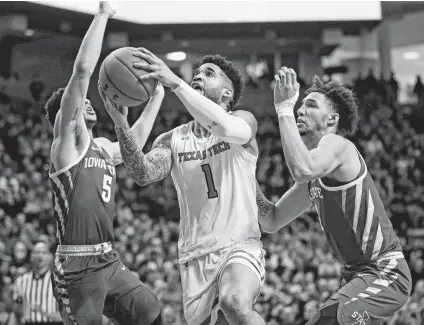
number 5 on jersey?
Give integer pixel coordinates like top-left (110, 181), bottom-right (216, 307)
top-left (102, 174), bottom-right (112, 202)
top-left (201, 164), bottom-right (218, 199)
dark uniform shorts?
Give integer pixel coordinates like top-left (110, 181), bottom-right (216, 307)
top-left (307, 253), bottom-right (412, 325)
top-left (51, 242), bottom-right (160, 325)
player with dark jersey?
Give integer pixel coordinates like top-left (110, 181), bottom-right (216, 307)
top-left (255, 69), bottom-right (411, 325)
top-left (44, 2), bottom-right (164, 325)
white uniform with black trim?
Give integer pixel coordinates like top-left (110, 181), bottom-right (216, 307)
top-left (170, 121), bottom-right (265, 325)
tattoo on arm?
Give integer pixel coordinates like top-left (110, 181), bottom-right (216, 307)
top-left (115, 125), bottom-right (172, 186)
top-left (206, 121), bottom-right (218, 129)
top-left (256, 182), bottom-right (274, 220)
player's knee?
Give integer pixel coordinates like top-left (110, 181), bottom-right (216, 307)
top-left (219, 290), bottom-right (252, 319)
top-left (137, 291), bottom-right (162, 325)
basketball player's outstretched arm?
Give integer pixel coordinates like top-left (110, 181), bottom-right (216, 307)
top-left (172, 83), bottom-right (256, 145)
top-left (96, 83), bottom-right (165, 165)
top-left (273, 67), bottom-right (346, 183)
top-left (132, 48), bottom-right (254, 145)
top-left (114, 127), bottom-right (173, 186)
top-left (256, 181), bottom-right (312, 232)
top-left (55, 2), bottom-right (115, 140)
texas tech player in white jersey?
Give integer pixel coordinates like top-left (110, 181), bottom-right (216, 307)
top-left (170, 121), bottom-right (261, 263)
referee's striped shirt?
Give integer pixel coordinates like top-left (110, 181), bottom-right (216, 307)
top-left (12, 269), bottom-right (58, 324)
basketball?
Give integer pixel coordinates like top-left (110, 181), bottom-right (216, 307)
top-left (99, 47), bottom-right (157, 107)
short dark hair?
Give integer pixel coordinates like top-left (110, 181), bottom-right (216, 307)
top-left (199, 54), bottom-right (244, 111)
top-left (305, 75), bottom-right (359, 136)
top-left (44, 87), bottom-right (65, 127)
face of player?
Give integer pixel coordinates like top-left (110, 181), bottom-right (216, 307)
top-left (31, 243), bottom-right (51, 270)
top-left (296, 92), bottom-right (337, 138)
top-left (83, 99), bottom-right (97, 128)
top-left (191, 63), bottom-right (233, 106)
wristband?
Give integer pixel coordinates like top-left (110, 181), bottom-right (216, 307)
top-left (171, 79), bottom-right (183, 93)
top-left (275, 102), bottom-right (295, 117)
top-left (274, 92), bottom-right (299, 118)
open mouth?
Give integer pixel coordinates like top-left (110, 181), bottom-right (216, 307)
top-left (191, 83), bottom-right (203, 92)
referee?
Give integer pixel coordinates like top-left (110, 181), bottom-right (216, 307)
top-left (12, 242), bottom-right (62, 325)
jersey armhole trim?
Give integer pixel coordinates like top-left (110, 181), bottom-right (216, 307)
top-left (239, 143), bottom-right (258, 159)
top-left (318, 147), bottom-right (367, 191)
top-left (94, 138), bottom-right (114, 160)
top-left (49, 138), bottom-right (90, 178)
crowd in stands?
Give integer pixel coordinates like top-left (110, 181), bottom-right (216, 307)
top-left (0, 74), bottom-right (424, 325)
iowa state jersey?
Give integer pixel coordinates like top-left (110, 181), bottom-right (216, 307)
top-left (170, 121), bottom-right (262, 263)
top-left (308, 149), bottom-right (402, 273)
top-left (49, 138), bottom-right (117, 245)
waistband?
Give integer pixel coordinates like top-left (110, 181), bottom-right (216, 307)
top-left (56, 241), bottom-right (112, 256)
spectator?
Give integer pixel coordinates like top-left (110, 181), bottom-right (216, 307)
top-left (413, 75), bottom-right (424, 104)
top-left (389, 71), bottom-right (399, 103)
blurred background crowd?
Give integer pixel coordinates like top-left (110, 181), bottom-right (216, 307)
top-left (0, 72), bottom-right (424, 324)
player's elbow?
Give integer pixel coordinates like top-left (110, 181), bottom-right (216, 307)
top-left (291, 165), bottom-right (316, 184)
top-left (222, 124), bottom-right (252, 145)
top-left (258, 206), bottom-right (279, 233)
top-left (73, 62), bottom-right (92, 78)
top-left (130, 175), bottom-right (150, 188)
top-left (260, 221), bottom-right (279, 233)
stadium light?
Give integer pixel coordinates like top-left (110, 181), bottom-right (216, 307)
top-left (24, 29), bottom-right (34, 36)
top-left (402, 51), bottom-right (420, 60)
top-left (166, 51), bottom-right (187, 62)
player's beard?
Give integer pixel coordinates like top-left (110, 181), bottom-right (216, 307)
top-left (203, 86), bottom-right (222, 104)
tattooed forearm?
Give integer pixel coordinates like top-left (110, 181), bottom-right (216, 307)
top-left (115, 125), bottom-right (172, 186)
top-left (256, 193), bottom-right (274, 219)
top-left (256, 181), bottom-right (275, 231)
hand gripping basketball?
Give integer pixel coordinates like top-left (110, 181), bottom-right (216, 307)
top-left (98, 83), bottom-right (128, 127)
top-left (132, 48), bottom-right (182, 90)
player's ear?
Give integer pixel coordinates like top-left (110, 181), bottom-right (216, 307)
top-left (222, 88), bottom-right (233, 100)
top-left (328, 113), bottom-right (339, 127)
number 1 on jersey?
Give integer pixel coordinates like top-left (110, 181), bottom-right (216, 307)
top-left (201, 164), bottom-right (218, 199)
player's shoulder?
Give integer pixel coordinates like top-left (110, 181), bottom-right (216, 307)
top-left (152, 122), bottom-right (194, 150)
top-left (318, 133), bottom-right (349, 154)
top-left (231, 110), bottom-right (258, 142)
top-left (152, 128), bottom-right (175, 150)
top-left (13, 273), bottom-right (25, 286)
top-left (231, 109), bottom-right (257, 125)
top-left (93, 137), bottom-right (112, 150)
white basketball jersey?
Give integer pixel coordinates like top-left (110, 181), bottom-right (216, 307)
top-left (170, 121), bottom-right (261, 264)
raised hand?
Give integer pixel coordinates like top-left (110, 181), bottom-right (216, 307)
top-left (274, 66), bottom-right (300, 106)
top-left (98, 1), bottom-right (116, 18)
top-left (98, 83), bottom-right (128, 127)
top-left (132, 48), bottom-right (181, 90)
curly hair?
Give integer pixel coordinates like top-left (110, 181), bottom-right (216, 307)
top-left (305, 75), bottom-right (359, 136)
top-left (44, 87), bottom-right (65, 127)
top-left (199, 54), bottom-right (244, 111)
